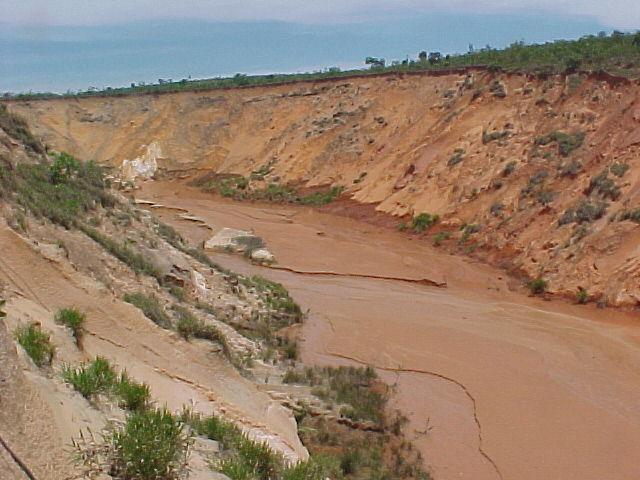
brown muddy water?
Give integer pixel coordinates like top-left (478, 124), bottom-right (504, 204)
top-left (138, 181), bottom-right (640, 480)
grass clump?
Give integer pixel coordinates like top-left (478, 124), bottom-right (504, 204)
top-left (502, 160), bottom-right (517, 176)
top-left (114, 372), bottom-right (151, 411)
top-left (62, 356), bottom-right (117, 398)
top-left (447, 149), bottom-right (465, 167)
top-left (124, 292), bottom-right (171, 329)
top-left (399, 213), bottom-right (439, 233)
top-left (242, 275), bottom-right (303, 322)
top-left (534, 131), bottom-right (584, 156)
top-left (482, 130), bottom-right (509, 144)
top-left (108, 409), bottom-right (189, 480)
top-left (559, 200), bottom-right (608, 225)
top-left (14, 323), bottom-right (55, 366)
top-left (62, 357), bottom-right (150, 410)
top-left (299, 186), bottom-right (344, 206)
top-left (54, 307), bottom-right (85, 343)
top-left (610, 162), bottom-right (629, 178)
top-left (432, 231), bottom-right (451, 246)
top-left (618, 208), bottom-right (640, 223)
top-left (576, 288), bottom-right (589, 304)
top-left (586, 169), bottom-right (621, 200)
top-left (527, 277), bottom-right (548, 295)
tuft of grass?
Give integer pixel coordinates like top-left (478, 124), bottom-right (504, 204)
top-left (534, 131), bottom-right (584, 156)
top-left (108, 408), bottom-right (189, 480)
top-left (114, 372), bottom-right (151, 411)
top-left (54, 307), bottom-right (85, 343)
top-left (299, 186), bottom-right (344, 206)
top-left (61, 356), bottom-right (117, 399)
top-left (432, 231), bottom-right (451, 246)
top-left (576, 288), bottom-right (589, 304)
top-left (124, 292), bottom-right (171, 329)
top-left (527, 277), bottom-right (548, 295)
top-left (447, 149), bottom-right (465, 167)
top-left (14, 323), bottom-right (55, 366)
top-left (168, 286), bottom-right (186, 302)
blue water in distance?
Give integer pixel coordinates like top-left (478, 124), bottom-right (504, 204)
top-left (0, 14), bottom-right (606, 93)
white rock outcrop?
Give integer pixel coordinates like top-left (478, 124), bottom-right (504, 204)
top-left (121, 141), bottom-right (162, 182)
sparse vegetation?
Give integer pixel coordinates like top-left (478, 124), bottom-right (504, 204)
top-left (482, 130), bottom-right (509, 144)
top-left (0, 104), bottom-right (44, 153)
top-left (14, 323), bottom-right (55, 366)
top-left (299, 186), bottom-right (344, 206)
top-left (124, 292), bottom-right (171, 329)
top-left (0, 154), bottom-right (116, 229)
top-left (618, 208), bottom-right (640, 223)
top-left (559, 200), bottom-right (608, 225)
top-left (54, 307), bottom-right (85, 344)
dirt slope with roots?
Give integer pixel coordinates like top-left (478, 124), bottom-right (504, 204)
top-left (9, 70), bottom-right (640, 306)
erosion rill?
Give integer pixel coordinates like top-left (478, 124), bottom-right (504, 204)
top-left (2, 67), bottom-right (640, 480)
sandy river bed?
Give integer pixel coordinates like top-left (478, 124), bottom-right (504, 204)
top-left (138, 181), bottom-right (640, 480)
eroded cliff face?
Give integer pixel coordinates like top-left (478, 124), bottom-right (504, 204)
top-left (9, 70), bottom-right (640, 305)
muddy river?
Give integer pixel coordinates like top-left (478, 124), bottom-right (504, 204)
top-left (138, 181), bottom-right (640, 480)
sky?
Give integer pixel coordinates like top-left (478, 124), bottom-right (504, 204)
top-left (1, 1), bottom-right (636, 93)
top-left (4, 0), bottom-right (639, 28)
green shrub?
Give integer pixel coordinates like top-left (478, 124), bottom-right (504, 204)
top-left (502, 161), bottom-right (517, 176)
top-left (124, 292), bottom-right (171, 329)
top-left (558, 159), bottom-right (582, 178)
top-left (447, 149), bottom-right (465, 167)
top-left (54, 307), bottom-right (85, 343)
top-left (576, 288), bottom-right (589, 304)
top-left (411, 213), bottom-right (439, 232)
top-left (115, 372), bottom-right (151, 411)
top-left (610, 162), bottom-right (629, 178)
top-left (618, 208), bottom-right (640, 223)
top-left (14, 323), bottom-right (55, 366)
top-left (175, 308), bottom-right (200, 340)
top-left (535, 131), bottom-right (584, 156)
top-left (587, 170), bottom-right (620, 200)
top-left (108, 409), bottom-right (189, 480)
top-left (527, 277), bottom-right (548, 295)
top-left (299, 186), bottom-right (344, 206)
top-left (61, 356), bottom-right (117, 398)
top-left (432, 231), bottom-right (451, 246)
top-left (482, 130), bottom-right (509, 144)
top-left (168, 286), bottom-right (186, 302)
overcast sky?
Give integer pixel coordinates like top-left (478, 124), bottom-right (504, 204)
top-left (4, 0), bottom-right (639, 29)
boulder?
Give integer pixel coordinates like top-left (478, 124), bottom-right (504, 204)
top-left (250, 248), bottom-right (276, 264)
top-left (204, 228), bottom-right (264, 253)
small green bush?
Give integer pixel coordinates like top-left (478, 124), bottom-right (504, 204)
top-left (299, 186), bottom-right (344, 206)
top-left (432, 231), bottom-right (451, 246)
top-left (527, 277), bottom-right (548, 295)
top-left (61, 356), bottom-right (117, 398)
top-left (124, 292), bottom-right (171, 329)
top-left (115, 372), bottom-right (151, 411)
top-left (411, 213), bottom-right (439, 232)
top-left (535, 131), bottom-right (584, 156)
top-left (587, 170), bottom-right (620, 200)
top-left (610, 162), bottom-right (629, 178)
top-left (54, 307), bottom-right (85, 343)
top-left (576, 288), bottom-right (589, 304)
top-left (502, 161), bottom-right (517, 176)
top-left (14, 323), bottom-right (55, 366)
top-left (108, 409), bottom-right (189, 480)
top-left (447, 149), bottom-right (465, 167)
